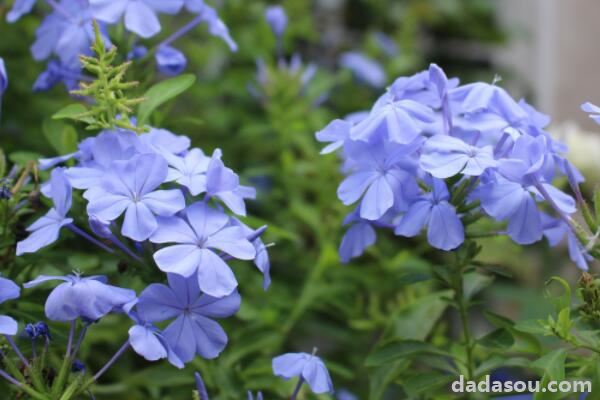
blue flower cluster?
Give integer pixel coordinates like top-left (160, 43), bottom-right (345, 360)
top-left (7, 0), bottom-right (236, 90)
top-left (318, 64), bottom-right (590, 269)
top-left (249, 6), bottom-right (319, 104)
top-left (15, 126), bottom-right (270, 367)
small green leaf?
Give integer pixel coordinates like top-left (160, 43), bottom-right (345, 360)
top-left (390, 290), bottom-right (453, 340)
top-left (9, 151), bottom-right (43, 166)
top-left (52, 103), bottom-right (88, 120)
top-left (463, 271), bottom-right (494, 301)
top-left (137, 74), bottom-right (196, 125)
top-left (365, 340), bottom-right (450, 367)
top-left (403, 371), bottom-right (455, 397)
top-left (478, 328), bottom-right (514, 349)
top-left (42, 119), bottom-right (78, 155)
top-left (545, 276), bottom-right (572, 311)
top-left (531, 348), bottom-right (566, 381)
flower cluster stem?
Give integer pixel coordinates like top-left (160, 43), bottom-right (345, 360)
top-left (290, 376), bottom-right (305, 400)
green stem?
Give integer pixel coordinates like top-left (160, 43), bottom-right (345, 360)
top-left (454, 255), bottom-right (475, 380)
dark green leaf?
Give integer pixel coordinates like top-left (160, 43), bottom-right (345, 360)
top-left (137, 74), bottom-right (196, 125)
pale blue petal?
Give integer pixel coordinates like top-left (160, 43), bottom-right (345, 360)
top-left (154, 245), bottom-right (202, 277)
top-left (197, 249), bottom-right (238, 298)
top-left (427, 201), bottom-right (464, 250)
top-left (122, 202), bottom-right (158, 241)
top-left (205, 227), bottom-right (255, 260)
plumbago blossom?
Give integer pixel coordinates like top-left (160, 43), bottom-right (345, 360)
top-left (9, 127), bottom-right (271, 390)
top-left (6, 0), bottom-right (236, 90)
top-left (318, 63), bottom-right (592, 269)
top-left (18, 127), bottom-right (270, 297)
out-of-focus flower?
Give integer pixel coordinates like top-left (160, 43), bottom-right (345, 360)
top-left (136, 274), bottom-right (240, 362)
top-left (17, 168), bottom-right (73, 255)
top-left (33, 59), bottom-right (84, 92)
top-left (90, 0), bottom-right (184, 38)
top-left (31, 0), bottom-right (108, 69)
top-left (265, 5), bottom-right (288, 37)
top-left (0, 57), bottom-right (7, 96)
top-left (196, 4), bottom-right (237, 52)
top-left (24, 273), bottom-right (137, 322)
top-left (6, 0), bottom-right (36, 23)
top-left (150, 202), bottom-right (255, 297)
top-left (581, 102), bottom-right (600, 125)
top-left (0, 277), bottom-right (20, 335)
top-left (156, 46), bottom-right (188, 76)
top-left (339, 52), bottom-right (386, 88)
top-left (272, 351), bottom-right (335, 394)
top-left (194, 372), bottom-right (210, 400)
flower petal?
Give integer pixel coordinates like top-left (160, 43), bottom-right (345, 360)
top-left (197, 249), bottom-right (238, 298)
top-left (122, 202), bottom-right (158, 241)
top-left (153, 245), bottom-right (202, 277)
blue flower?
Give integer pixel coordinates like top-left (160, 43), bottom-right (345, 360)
top-left (543, 216), bottom-right (591, 270)
top-left (315, 119), bottom-right (351, 155)
top-left (395, 179), bottom-right (464, 250)
top-left (420, 134), bottom-right (497, 178)
top-left (195, 4), bottom-right (238, 52)
top-left (0, 277), bottom-right (20, 335)
top-left (90, 0), bottom-right (185, 38)
top-left (6, 0), bottom-right (36, 23)
top-left (247, 392), bottom-right (263, 400)
top-left (24, 321), bottom-right (51, 340)
top-left (150, 202), bottom-right (255, 297)
top-left (33, 60), bottom-right (83, 92)
top-left (350, 95), bottom-right (433, 144)
top-left (128, 311), bottom-right (184, 369)
top-left (86, 153), bottom-right (186, 241)
top-left (337, 136), bottom-right (420, 220)
top-left (0, 57), bottom-right (7, 97)
top-left (136, 273), bottom-right (240, 362)
top-left (17, 168), bottom-right (73, 255)
top-left (339, 52), bottom-right (387, 89)
top-left (581, 102), bottom-right (600, 125)
top-left (272, 351), bottom-right (334, 395)
top-left (164, 148), bottom-right (211, 195)
top-left (194, 372), bottom-right (210, 400)
top-left (202, 149), bottom-right (256, 216)
top-left (156, 46), bottom-right (188, 76)
top-left (339, 220), bottom-right (376, 263)
top-left (31, 0), bottom-right (108, 69)
top-left (24, 274), bottom-right (136, 322)
top-left (265, 5), bottom-right (288, 37)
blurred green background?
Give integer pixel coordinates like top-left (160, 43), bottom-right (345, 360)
top-left (0, 0), bottom-right (595, 399)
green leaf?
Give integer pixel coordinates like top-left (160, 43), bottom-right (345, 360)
top-left (463, 271), bottom-right (494, 301)
top-left (368, 361), bottom-right (409, 400)
top-left (365, 340), bottom-right (450, 367)
top-left (403, 371), bottom-right (455, 397)
top-left (42, 119), bottom-right (78, 155)
top-left (478, 328), bottom-right (514, 349)
top-left (545, 276), bottom-right (572, 311)
top-left (137, 74), bottom-right (196, 125)
top-left (390, 290), bottom-right (453, 340)
top-left (513, 319), bottom-right (548, 335)
top-left (531, 348), bottom-right (566, 381)
top-left (9, 151), bottom-right (43, 166)
top-left (52, 103), bottom-right (88, 120)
